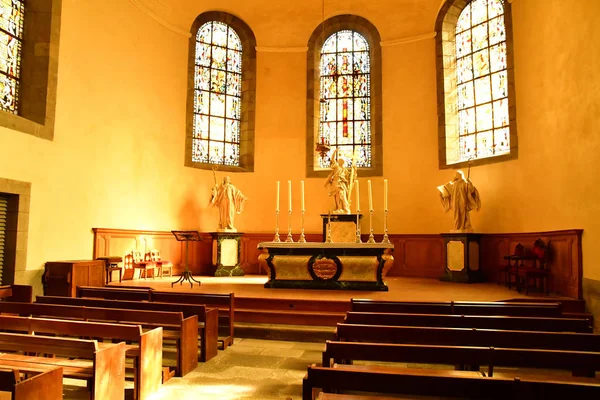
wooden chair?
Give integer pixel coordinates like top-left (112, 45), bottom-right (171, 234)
top-left (147, 249), bottom-right (173, 278)
top-left (516, 238), bottom-right (551, 295)
top-left (499, 243), bottom-right (535, 288)
top-left (126, 252), bottom-right (157, 280)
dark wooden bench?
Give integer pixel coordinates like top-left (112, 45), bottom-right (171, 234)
top-left (0, 302), bottom-right (197, 377)
top-left (37, 295), bottom-right (219, 362)
top-left (322, 340), bottom-right (600, 377)
top-left (76, 286), bottom-right (236, 349)
top-left (0, 332), bottom-right (125, 400)
top-left (344, 311), bottom-right (593, 333)
top-left (316, 394), bottom-right (402, 400)
top-left (350, 299), bottom-right (564, 317)
top-left (151, 291), bottom-right (235, 348)
top-left (0, 314), bottom-right (162, 400)
top-left (76, 286), bottom-right (151, 301)
top-left (335, 323), bottom-right (600, 352)
top-left (0, 285), bottom-right (32, 303)
top-left (0, 366), bottom-right (63, 400)
top-left (303, 363), bottom-right (600, 400)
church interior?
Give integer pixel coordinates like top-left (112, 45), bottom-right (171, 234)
top-left (1, 0), bottom-right (600, 399)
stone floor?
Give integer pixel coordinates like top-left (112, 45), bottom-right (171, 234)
top-left (46, 335), bottom-right (594, 400)
top-left (64, 338), bottom-right (325, 400)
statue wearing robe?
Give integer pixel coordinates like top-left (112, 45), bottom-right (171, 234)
top-left (210, 176), bottom-right (247, 232)
top-left (437, 171), bottom-right (481, 232)
top-left (324, 149), bottom-right (357, 214)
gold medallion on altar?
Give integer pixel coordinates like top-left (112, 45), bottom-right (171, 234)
top-left (308, 256), bottom-right (342, 281)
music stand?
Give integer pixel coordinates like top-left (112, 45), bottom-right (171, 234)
top-left (171, 230), bottom-right (203, 288)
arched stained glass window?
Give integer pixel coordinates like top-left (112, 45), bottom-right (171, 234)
top-left (0, 0), bottom-right (25, 114)
top-left (436, 0), bottom-right (516, 168)
top-left (192, 21), bottom-right (242, 166)
top-left (317, 30), bottom-right (371, 169)
top-left (456, 0), bottom-right (509, 161)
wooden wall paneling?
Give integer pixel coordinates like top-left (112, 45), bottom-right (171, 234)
top-left (241, 234), bottom-right (273, 275)
top-left (387, 235), bottom-right (445, 278)
top-left (479, 230), bottom-right (583, 299)
top-left (92, 228), bottom-right (582, 299)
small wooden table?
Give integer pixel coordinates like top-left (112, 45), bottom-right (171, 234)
top-left (97, 256), bottom-right (123, 284)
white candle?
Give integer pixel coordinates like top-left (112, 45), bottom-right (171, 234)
top-left (288, 180), bottom-right (292, 212)
top-left (301, 180), bottom-right (305, 212)
top-left (368, 180), bottom-right (373, 211)
top-left (384, 179), bottom-right (388, 211)
top-left (276, 181), bottom-right (280, 212)
top-left (355, 180), bottom-right (360, 211)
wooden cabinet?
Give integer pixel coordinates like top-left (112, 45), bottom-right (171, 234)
top-left (43, 260), bottom-right (105, 297)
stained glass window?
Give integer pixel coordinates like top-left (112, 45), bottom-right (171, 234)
top-left (317, 30), bottom-right (371, 169)
top-left (455, 0), bottom-right (509, 162)
top-left (0, 0), bottom-right (24, 114)
top-left (192, 21), bottom-right (242, 166)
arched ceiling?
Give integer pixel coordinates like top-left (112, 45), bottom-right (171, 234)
top-left (130, 0), bottom-right (444, 46)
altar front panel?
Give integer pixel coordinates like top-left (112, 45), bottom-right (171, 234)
top-left (258, 242), bottom-right (394, 291)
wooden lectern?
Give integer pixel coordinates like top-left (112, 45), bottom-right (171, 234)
top-left (171, 230), bottom-right (202, 288)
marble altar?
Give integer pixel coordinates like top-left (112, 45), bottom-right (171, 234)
top-left (258, 242), bottom-right (394, 291)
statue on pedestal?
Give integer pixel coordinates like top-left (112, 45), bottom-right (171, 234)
top-left (210, 175), bottom-right (247, 232)
top-left (437, 170), bottom-right (481, 232)
top-left (324, 148), bottom-right (357, 214)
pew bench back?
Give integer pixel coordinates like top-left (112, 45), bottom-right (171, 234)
top-left (344, 311), bottom-right (593, 333)
top-left (350, 299), bottom-right (563, 317)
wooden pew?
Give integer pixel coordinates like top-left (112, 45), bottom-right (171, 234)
top-left (335, 323), bottom-right (600, 353)
top-left (344, 311), bottom-right (593, 333)
top-left (316, 395), bottom-right (403, 400)
top-left (0, 367), bottom-right (63, 400)
top-left (350, 299), bottom-right (564, 317)
top-left (76, 286), bottom-right (151, 301)
top-left (37, 295), bottom-right (219, 362)
top-left (322, 340), bottom-right (600, 377)
top-left (150, 291), bottom-right (235, 349)
top-left (0, 285), bottom-right (32, 303)
top-left (302, 364), bottom-right (600, 400)
top-left (0, 315), bottom-right (162, 400)
top-left (76, 286), bottom-right (236, 349)
top-left (0, 302), bottom-right (198, 377)
top-left (0, 332), bottom-right (125, 400)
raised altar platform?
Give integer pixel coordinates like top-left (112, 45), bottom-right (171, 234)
top-left (257, 242), bottom-right (394, 291)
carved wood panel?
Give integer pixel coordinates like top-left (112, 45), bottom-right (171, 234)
top-left (387, 235), bottom-right (445, 278)
top-left (93, 228), bottom-right (582, 298)
top-left (480, 230), bottom-right (583, 299)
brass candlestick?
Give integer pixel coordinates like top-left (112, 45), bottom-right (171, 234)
top-left (367, 209), bottom-right (376, 243)
top-left (299, 210), bottom-right (307, 243)
top-left (285, 210), bottom-right (294, 242)
top-left (355, 210), bottom-right (362, 243)
top-left (273, 210), bottom-right (281, 242)
top-left (382, 209), bottom-right (391, 244)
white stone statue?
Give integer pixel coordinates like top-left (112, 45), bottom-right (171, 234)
top-left (437, 170), bottom-right (481, 232)
top-left (209, 176), bottom-right (247, 232)
top-left (324, 148), bottom-right (357, 214)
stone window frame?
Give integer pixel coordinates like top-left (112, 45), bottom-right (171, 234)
top-left (435, 0), bottom-right (518, 169)
top-left (0, 0), bottom-right (61, 141)
top-left (306, 15), bottom-right (383, 178)
top-left (0, 177), bottom-right (31, 285)
top-left (185, 11), bottom-right (257, 172)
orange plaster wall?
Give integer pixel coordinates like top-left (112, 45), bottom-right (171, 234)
top-left (467, 0), bottom-right (600, 279)
top-left (0, 0), bottom-right (599, 290)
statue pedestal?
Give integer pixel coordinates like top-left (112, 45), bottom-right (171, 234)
top-left (440, 233), bottom-right (484, 283)
top-left (210, 232), bottom-right (245, 276)
top-left (320, 213), bottom-right (363, 243)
